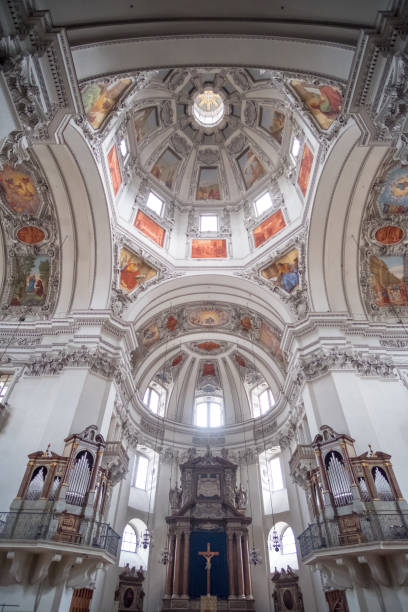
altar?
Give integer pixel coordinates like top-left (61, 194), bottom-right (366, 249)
top-left (161, 449), bottom-right (255, 611)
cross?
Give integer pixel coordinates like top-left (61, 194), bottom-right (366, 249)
top-left (198, 542), bottom-right (219, 596)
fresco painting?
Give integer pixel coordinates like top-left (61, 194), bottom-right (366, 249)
top-left (172, 354), bottom-right (183, 367)
top-left (197, 341), bottom-right (220, 352)
top-left (107, 145), bottom-right (122, 196)
top-left (196, 167), bottom-right (221, 200)
top-left (202, 363), bottom-right (216, 377)
top-left (378, 164), bottom-right (408, 215)
top-left (16, 226), bottom-right (45, 245)
top-left (261, 248), bottom-right (299, 293)
top-left (189, 308), bottom-right (230, 327)
top-left (192, 239), bottom-right (227, 258)
top-left (291, 80), bottom-right (342, 130)
top-left (10, 255), bottom-right (50, 307)
top-left (370, 255), bottom-right (408, 306)
top-left (259, 107), bottom-right (285, 144)
top-left (134, 107), bottom-right (159, 142)
top-left (151, 148), bottom-right (181, 190)
top-left (134, 210), bottom-right (165, 247)
top-left (259, 322), bottom-right (285, 362)
top-left (375, 225), bottom-right (404, 245)
top-left (238, 148), bottom-right (266, 189)
top-left (297, 144), bottom-right (314, 197)
top-left (165, 315), bottom-right (178, 331)
top-left (240, 316), bottom-right (253, 331)
top-left (142, 322), bottom-right (160, 347)
top-left (0, 165), bottom-right (41, 215)
top-left (81, 79), bottom-right (132, 130)
top-left (253, 209), bottom-right (285, 248)
top-left (119, 247), bottom-right (156, 293)
top-left (235, 354), bottom-right (246, 367)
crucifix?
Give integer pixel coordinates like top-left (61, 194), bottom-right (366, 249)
top-left (198, 542), bottom-right (219, 596)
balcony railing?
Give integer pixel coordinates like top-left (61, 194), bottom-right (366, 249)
top-left (298, 513), bottom-right (408, 559)
top-left (0, 512), bottom-right (120, 558)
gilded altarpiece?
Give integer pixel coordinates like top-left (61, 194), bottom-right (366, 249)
top-left (162, 451), bottom-right (255, 611)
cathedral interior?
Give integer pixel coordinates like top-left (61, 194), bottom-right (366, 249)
top-left (0, 1), bottom-right (408, 611)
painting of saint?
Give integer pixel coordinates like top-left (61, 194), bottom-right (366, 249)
top-left (81, 79), bottom-right (132, 130)
top-left (10, 255), bottom-right (50, 307)
top-left (375, 225), bottom-right (403, 245)
top-left (259, 107), bottom-right (285, 144)
top-left (141, 322), bottom-right (160, 347)
top-left (291, 80), bottom-right (342, 130)
top-left (378, 164), bottom-right (408, 215)
top-left (196, 167), bottom-right (221, 200)
top-left (0, 165), bottom-right (41, 215)
top-left (261, 248), bottom-right (299, 293)
top-left (165, 315), bottom-right (178, 331)
top-left (16, 226), bottom-right (45, 245)
top-left (151, 148), bottom-right (181, 190)
top-left (189, 308), bottom-right (230, 327)
top-left (134, 107), bottom-right (159, 142)
top-left (238, 148), bottom-right (266, 190)
top-left (253, 209), bottom-right (285, 248)
top-left (134, 210), bottom-right (165, 247)
top-left (107, 145), bottom-right (122, 196)
top-left (259, 323), bottom-right (285, 363)
top-left (297, 144), bottom-right (314, 197)
top-left (240, 316), bottom-right (253, 331)
top-left (119, 247), bottom-right (156, 293)
top-left (370, 255), bottom-right (408, 307)
top-left (192, 239), bottom-right (227, 258)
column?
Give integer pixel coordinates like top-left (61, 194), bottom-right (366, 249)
top-left (242, 532), bottom-right (252, 598)
top-left (227, 531), bottom-right (235, 598)
top-left (181, 530), bottom-right (190, 597)
top-left (235, 532), bottom-right (245, 598)
top-left (164, 533), bottom-right (175, 597)
top-left (172, 531), bottom-right (182, 597)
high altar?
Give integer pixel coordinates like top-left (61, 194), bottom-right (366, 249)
top-left (162, 449), bottom-right (255, 611)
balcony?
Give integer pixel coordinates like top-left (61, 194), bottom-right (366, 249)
top-left (298, 513), bottom-right (408, 589)
top-left (0, 511), bottom-right (120, 587)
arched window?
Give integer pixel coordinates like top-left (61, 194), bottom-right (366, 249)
top-left (143, 383), bottom-right (166, 416)
top-left (194, 397), bottom-right (223, 428)
top-left (268, 523), bottom-right (298, 571)
top-left (251, 385), bottom-right (274, 418)
top-left (121, 524), bottom-right (138, 552)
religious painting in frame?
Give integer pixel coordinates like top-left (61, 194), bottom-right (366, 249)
top-left (0, 164), bottom-right (41, 215)
top-left (237, 148), bottom-right (266, 190)
top-left (16, 226), bottom-right (46, 245)
top-left (151, 148), bottom-right (181, 190)
top-left (253, 209), bottom-right (285, 248)
top-left (134, 210), bottom-right (165, 247)
top-left (119, 247), bottom-right (157, 293)
top-left (191, 239), bottom-right (227, 258)
top-left (81, 78), bottom-right (132, 130)
top-left (369, 255), bottom-right (408, 307)
top-left (378, 163), bottom-right (408, 215)
top-left (259, 107), bottom-right (285, 145)
top-left (261, 248), bottom-right (299, 293)
top-left (290, 80), bottom-right (342, 130)
top-left (107, 145), bottom-right (122, 196)
top-left (297, 144), bottom-right (314, 197)
top-left (134, 106), bottom-right (159, 142)
top-left (259, 322), bottom-right (285, 363)
top-left (196, 167), bottom-right (221, 200)
top-left (141, 322), bottom-right (160, 347)
top-left (188, 308), bottom-right (230, 327)
top-left (9, 255), bottom-right (50, 307)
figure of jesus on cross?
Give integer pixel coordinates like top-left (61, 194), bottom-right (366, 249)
top-left (198, 542), bottom-right (219, 596)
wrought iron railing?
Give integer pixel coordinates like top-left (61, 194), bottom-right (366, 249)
top-left (0, 512), bottom-right (120, 557)
top-left (298, 513), bottom-right (408, 559)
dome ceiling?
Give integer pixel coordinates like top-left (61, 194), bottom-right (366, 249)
top-left (128, 68), bottom-right (290, 206)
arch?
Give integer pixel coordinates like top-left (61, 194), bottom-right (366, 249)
top-left (268, 522), bottom-right (299, 572)
top-left (119, 518), bottom-right (149, 570)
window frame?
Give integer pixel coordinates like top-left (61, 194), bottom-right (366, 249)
top-left (132, 453), bottom-right (150, 490)
top-left (194, 397), bottom-right (224, 428)
top-left (146, 191), bottom-right (164, 217)
top-left (290, 135), bottom-right (301, 160)
top-left (254, 191), bottom-right (273, 218)
top-left (121, 523), bottom-right (138, 553)
top-left (251, 384), bottom-right (275, 418)
top-left (143, 382), bottom-right (166, 417)
top-left (199, 214), bottom-right (218, 233)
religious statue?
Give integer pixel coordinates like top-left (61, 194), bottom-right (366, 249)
top-left (198, 542), bottom-right (219, 596)
top-left (235, 483), bottom-right (248, 510)
top-left (169, 484), bottom-right (182, 510)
